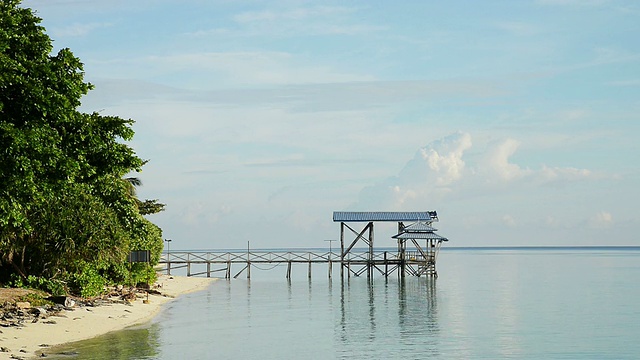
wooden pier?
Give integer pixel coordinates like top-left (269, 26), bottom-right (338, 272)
top-left (158, 249), bottom-right (441, 279)
top-left (158, 211), bottom-right (449, 279)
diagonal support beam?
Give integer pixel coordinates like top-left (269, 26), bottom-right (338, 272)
top-left (411, 239), bottom-right (428, 259)
top-left (342, 222), bottom-right (373, 257)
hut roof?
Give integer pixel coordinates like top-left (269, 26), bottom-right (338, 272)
top-left (403, 222), bottom-right (438, 232)
top-left (392, 232), bottom-right (449, 241)
top-left (333, 211), bottom-right (436, 222)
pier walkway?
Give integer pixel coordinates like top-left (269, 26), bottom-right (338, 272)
top-left (158, 249), bottom-right (438, 279)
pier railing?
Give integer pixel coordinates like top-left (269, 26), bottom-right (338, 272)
top-left (160, 250), bottom-right (344, 264)
top-left (158, 250), bottom-right (431, 279)
top-left (159, 250), bottom-right (398, 278)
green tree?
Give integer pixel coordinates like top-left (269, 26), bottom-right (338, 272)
top-left (0, 0), bottom-right (163, 296)
top-left (124, 177), bottom-right (166, 215)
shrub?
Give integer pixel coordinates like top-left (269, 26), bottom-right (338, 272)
top-left (69, 264), bottom-right (106, 298)
top-left (9, 274), bottom-right (66, 296)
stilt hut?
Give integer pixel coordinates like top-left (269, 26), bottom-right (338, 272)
top-left (392, 222), bottom-right (448, 277)
top-left (333, 211), bottom-right (448, 279)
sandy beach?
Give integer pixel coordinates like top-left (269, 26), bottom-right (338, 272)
top-left (0, 275), bottom-right (214, 360)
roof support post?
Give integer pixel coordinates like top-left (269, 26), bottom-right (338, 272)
top-left (368, 222), bottom-right (374, 279)
top-left (340, 222), bottom-right (345, 280)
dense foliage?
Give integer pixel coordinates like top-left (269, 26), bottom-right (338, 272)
top-left (0, 0), bottom-right (165, 297)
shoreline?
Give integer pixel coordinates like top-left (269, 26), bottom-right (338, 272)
top-left (0, 275), bottom-right (215, 360)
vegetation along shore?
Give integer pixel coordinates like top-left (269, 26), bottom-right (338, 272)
top-left (0, 1), bottom-right (182, 357)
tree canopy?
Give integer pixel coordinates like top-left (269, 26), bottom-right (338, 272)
top-left (0, 0), bottom-right (165, 297)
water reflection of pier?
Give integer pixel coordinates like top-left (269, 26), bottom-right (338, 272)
top-left (158, 211), bottom-right (449, 279)
top-left (337, 278), bottom-right (440, 357)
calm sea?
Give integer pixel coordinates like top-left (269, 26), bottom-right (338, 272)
top-left (48, 247), bottom-right (640, 359)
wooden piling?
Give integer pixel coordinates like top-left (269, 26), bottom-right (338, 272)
top-left (247, 241), bottom-right (251, 279)
top-left (340, 222), bottom-right (345, 280)
top-left (368, 222), bottom-right (374, 279)
top-left (384, 251), bottom-right (388, 278)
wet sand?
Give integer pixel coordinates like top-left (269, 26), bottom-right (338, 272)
top-left (0, 275), bottom-right (214, 360)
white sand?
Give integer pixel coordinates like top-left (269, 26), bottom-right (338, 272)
top-left (0, 275), bottom-right (215, 360)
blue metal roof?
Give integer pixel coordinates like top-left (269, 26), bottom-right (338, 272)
top-left (392, 232), bottom-right (449, 241)
top-left (403, 222), bottom-right (438, 232)
top-left (333, 211), bottom-right (434, 222)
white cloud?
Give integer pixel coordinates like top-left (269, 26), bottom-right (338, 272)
top-left (607, 79), bottom-right (640, 87)
top-left (536, 0), bottom-right (610, 6)
top-left (322, 24), bottom-right (387, 35)
top-left (494, 22), bottom-right (542, 36)
top-left (477, 138), bottom-right (594, 186)
top-left (354, 132), bottom-right (597, 213)
top-left (502, 215), bottom-right (517, 227)
top-left (545, 216), bottom-right (562, 228)
top-left (234, 6), bottom-right (355, 23)
top-left (420, 132), bottom-right (472, 186)
top-left (186, 28), bottom-right (231, 37)
top-left (537, 166), bottom-right (591, 183)
top-left (92, 51), bottom-right (375, 87)
top-left (82, 77), bottom-right (505, 119)
top-left (482, 139), bottom-right (532, 181)
top-left (568, 48), bottom-right (640, 71)
top-left (50, 22), bottom-right (112, 37)
top-left (559, 109), bottom-right (590, 122)
top-left (354, 132), bottom-right (472, 209)
top-left (590, 211), bottom-right (613, 228)
top-left (220, 5), bottom-right (390, 39)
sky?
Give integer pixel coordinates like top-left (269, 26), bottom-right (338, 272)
top-left (21, 0), bottom-right (640, 249)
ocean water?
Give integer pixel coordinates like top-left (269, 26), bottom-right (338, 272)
top-left (48, 248), bottom-right (640, 359)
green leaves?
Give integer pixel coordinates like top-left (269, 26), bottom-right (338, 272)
top-left (0, 1), bottom-right (164, 297)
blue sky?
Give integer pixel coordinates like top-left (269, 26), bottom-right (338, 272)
top-left (23, 0), bottom-right (640, 249)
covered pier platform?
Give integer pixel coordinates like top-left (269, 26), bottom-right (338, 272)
top-left (334, 211), bottom-right (448, 278)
